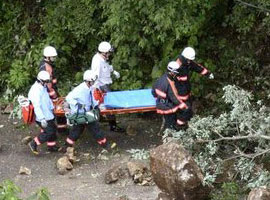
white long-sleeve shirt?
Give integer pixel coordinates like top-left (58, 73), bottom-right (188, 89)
top-left (91, 53), bottom-right (113, 87)
top-left (28, 81), bottom-right (54, 122)
top-left (66, 82), bottom-right (98, 114)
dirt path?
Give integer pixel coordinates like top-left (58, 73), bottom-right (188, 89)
top-left (0, 112), bottom-right (162, 200)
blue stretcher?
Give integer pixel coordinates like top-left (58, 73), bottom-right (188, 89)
top-left (54, 89), bottom-right (157, 116)
top-left (102, 89), bottom-right (156, 115)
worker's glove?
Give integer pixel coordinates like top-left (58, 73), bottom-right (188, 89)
top-left (41, 119), bottom-right (48, 128)
top-left (209, 73), bottom-right (214, 79)
top-left (76, 103), bottom-right (83, 110)
top-left (113, 70), bottom-right (120, 79)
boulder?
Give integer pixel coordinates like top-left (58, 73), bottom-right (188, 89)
top-left (150, 141), bottom-right (209, 200)
top-left (247, 187), bottom-right (270, 200)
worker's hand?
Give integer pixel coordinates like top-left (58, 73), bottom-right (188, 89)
top-left (209, 73), bottom-right (214, 79)
top-left (76, 103), bottom-right (83, 110)
top-left (41, 119), bottom-right (48, 128)
top-left (113, 70), bottom-right (120, 79)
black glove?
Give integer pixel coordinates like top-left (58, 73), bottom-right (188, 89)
top-left (76, 103), bottom-right (83, 109)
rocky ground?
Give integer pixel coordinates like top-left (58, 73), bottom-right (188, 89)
top-left (0, 112), bottom-right (163, 200)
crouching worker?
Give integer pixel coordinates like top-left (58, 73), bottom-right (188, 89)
top-left (28, 71), bottom-right (59, 155)
top-left (64, 70), bottom-right (113, 150)
top-left (152, 61), bottom-right (188, 131)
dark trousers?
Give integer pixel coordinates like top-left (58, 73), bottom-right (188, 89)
top-left (36, 119), bottom-right (57, 144)
top-left (68, 121), bottom-right (104, 142)
top-left (100, 84), bottom-right (117, 127)
top-left (164, 114), bottom-right (176, 129)
top-left (177, 98), bottom-right (193, 122)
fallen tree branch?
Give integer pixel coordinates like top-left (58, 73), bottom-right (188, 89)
top-left (196, 133), bottom-right (270, 143)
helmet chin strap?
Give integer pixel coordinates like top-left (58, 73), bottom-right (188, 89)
top-left (37, 79), bottom-right (47, 87)
top-left (44, 56), bottom-right (55, 63)
top-left (100, 52), bottom-right (110, 61)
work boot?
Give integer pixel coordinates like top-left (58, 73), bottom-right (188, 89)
top-left (102, 141), bottom-right (117, 151)
top-left (47, 145), bottom-right (61, 152)
top-left (28, 140), bottom-right (39, 155)
top-left (110, 125), bottom-right (125, 133)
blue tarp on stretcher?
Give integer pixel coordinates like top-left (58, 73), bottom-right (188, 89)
top-left (104, 89), bottom-right (156, 109)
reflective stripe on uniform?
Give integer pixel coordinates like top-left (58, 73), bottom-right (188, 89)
top-left (47, 141), bottom-right (56, 146)
top-left (156, 105), bottom-right (179, 114)
top-left (178, 94), bottom-right (190, 101)
top-left (49, 90), bottom-right (56, 97)
top-left (34, 137), bottom-right (41, 145)
top-left (177, 119), bottom-right (186, 125)
top-left (57, 124), bottom-right (67, 129)
top-left (179, 102), bottom-right (188, 110)
top-left (52, 79), bottom-right (57, 84)
top-left (177, 76), bottom-right (188, 81)
top-left (97, 137), bottom-right (107, 145)
top-left (66, 137), bottom-right (75, 145)
top-left (155, 89), bottom-right (166, 98)
top-left (200, 68), bottom-right (208, 75)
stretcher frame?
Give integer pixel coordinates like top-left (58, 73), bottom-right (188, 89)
top-left (53, 97), bottom-right (156, 117)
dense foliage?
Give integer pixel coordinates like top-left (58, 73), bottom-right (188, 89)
top-left (0, 180), bottom-right (50, 200)
top-left (0, 0), bottom-right (270, 98)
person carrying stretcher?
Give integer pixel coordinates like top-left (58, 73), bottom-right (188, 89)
top-left (152, 61), bottom-right (188, 131)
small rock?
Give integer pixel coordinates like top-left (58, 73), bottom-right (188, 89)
top-left (118, 195), bottom-right (130, 200)
top-left (65, 147), bottom-right (77, 163)
top-left (19, 166), bottom-right (31, 175)
top-left (0, 125), bottom-right (4, 128)
top-left (127, 161), bottom-right (147, 177)
top-left (2, 104), bottom-right (13, 114)
top-left (21, 136), bottom-right (32, 145)
top-left (97, 154), bottom-right (109, 161)
top-left (126, 124), bottom-right (137, 136)
top-left (156, 192), bottom-right (172, 200)
top-left (57, 156), bottom-right (73, 175)
top-left (104, 164), bottom-right (129, 184)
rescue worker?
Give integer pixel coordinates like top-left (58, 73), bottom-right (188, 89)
top-left (175, 47), bottom-right (214, 128)
top-left (28, 71), bottom-right (59, 155)
top-left (39, 46), bottom-right (58, 101)
top-left (91, 41), bottom-right (124, 132)
top-left (39, 46), bottom-right (67, 132)
top-left (64, 70), bottom-right (111, 149)
top-left (152, 61), bottom-right (188, 131)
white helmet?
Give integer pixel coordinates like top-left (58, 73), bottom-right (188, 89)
top-left (83, 70), bottom-right (98, 82)
top-left (98, 41), bottom-right (112, 53)
top-left (37, 71), bottom-right (50, 82)
top-left (43, 46), bottom-right (58, 57)
top-left (181, 47), bottom-right (195, 60)
top-left (167, 61), bottom-right (180, 74)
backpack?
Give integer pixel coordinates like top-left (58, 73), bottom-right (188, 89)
top-left (18, 96), bottom-right (35, 124)
top-left (66, 108), bottom-right (99, 125)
